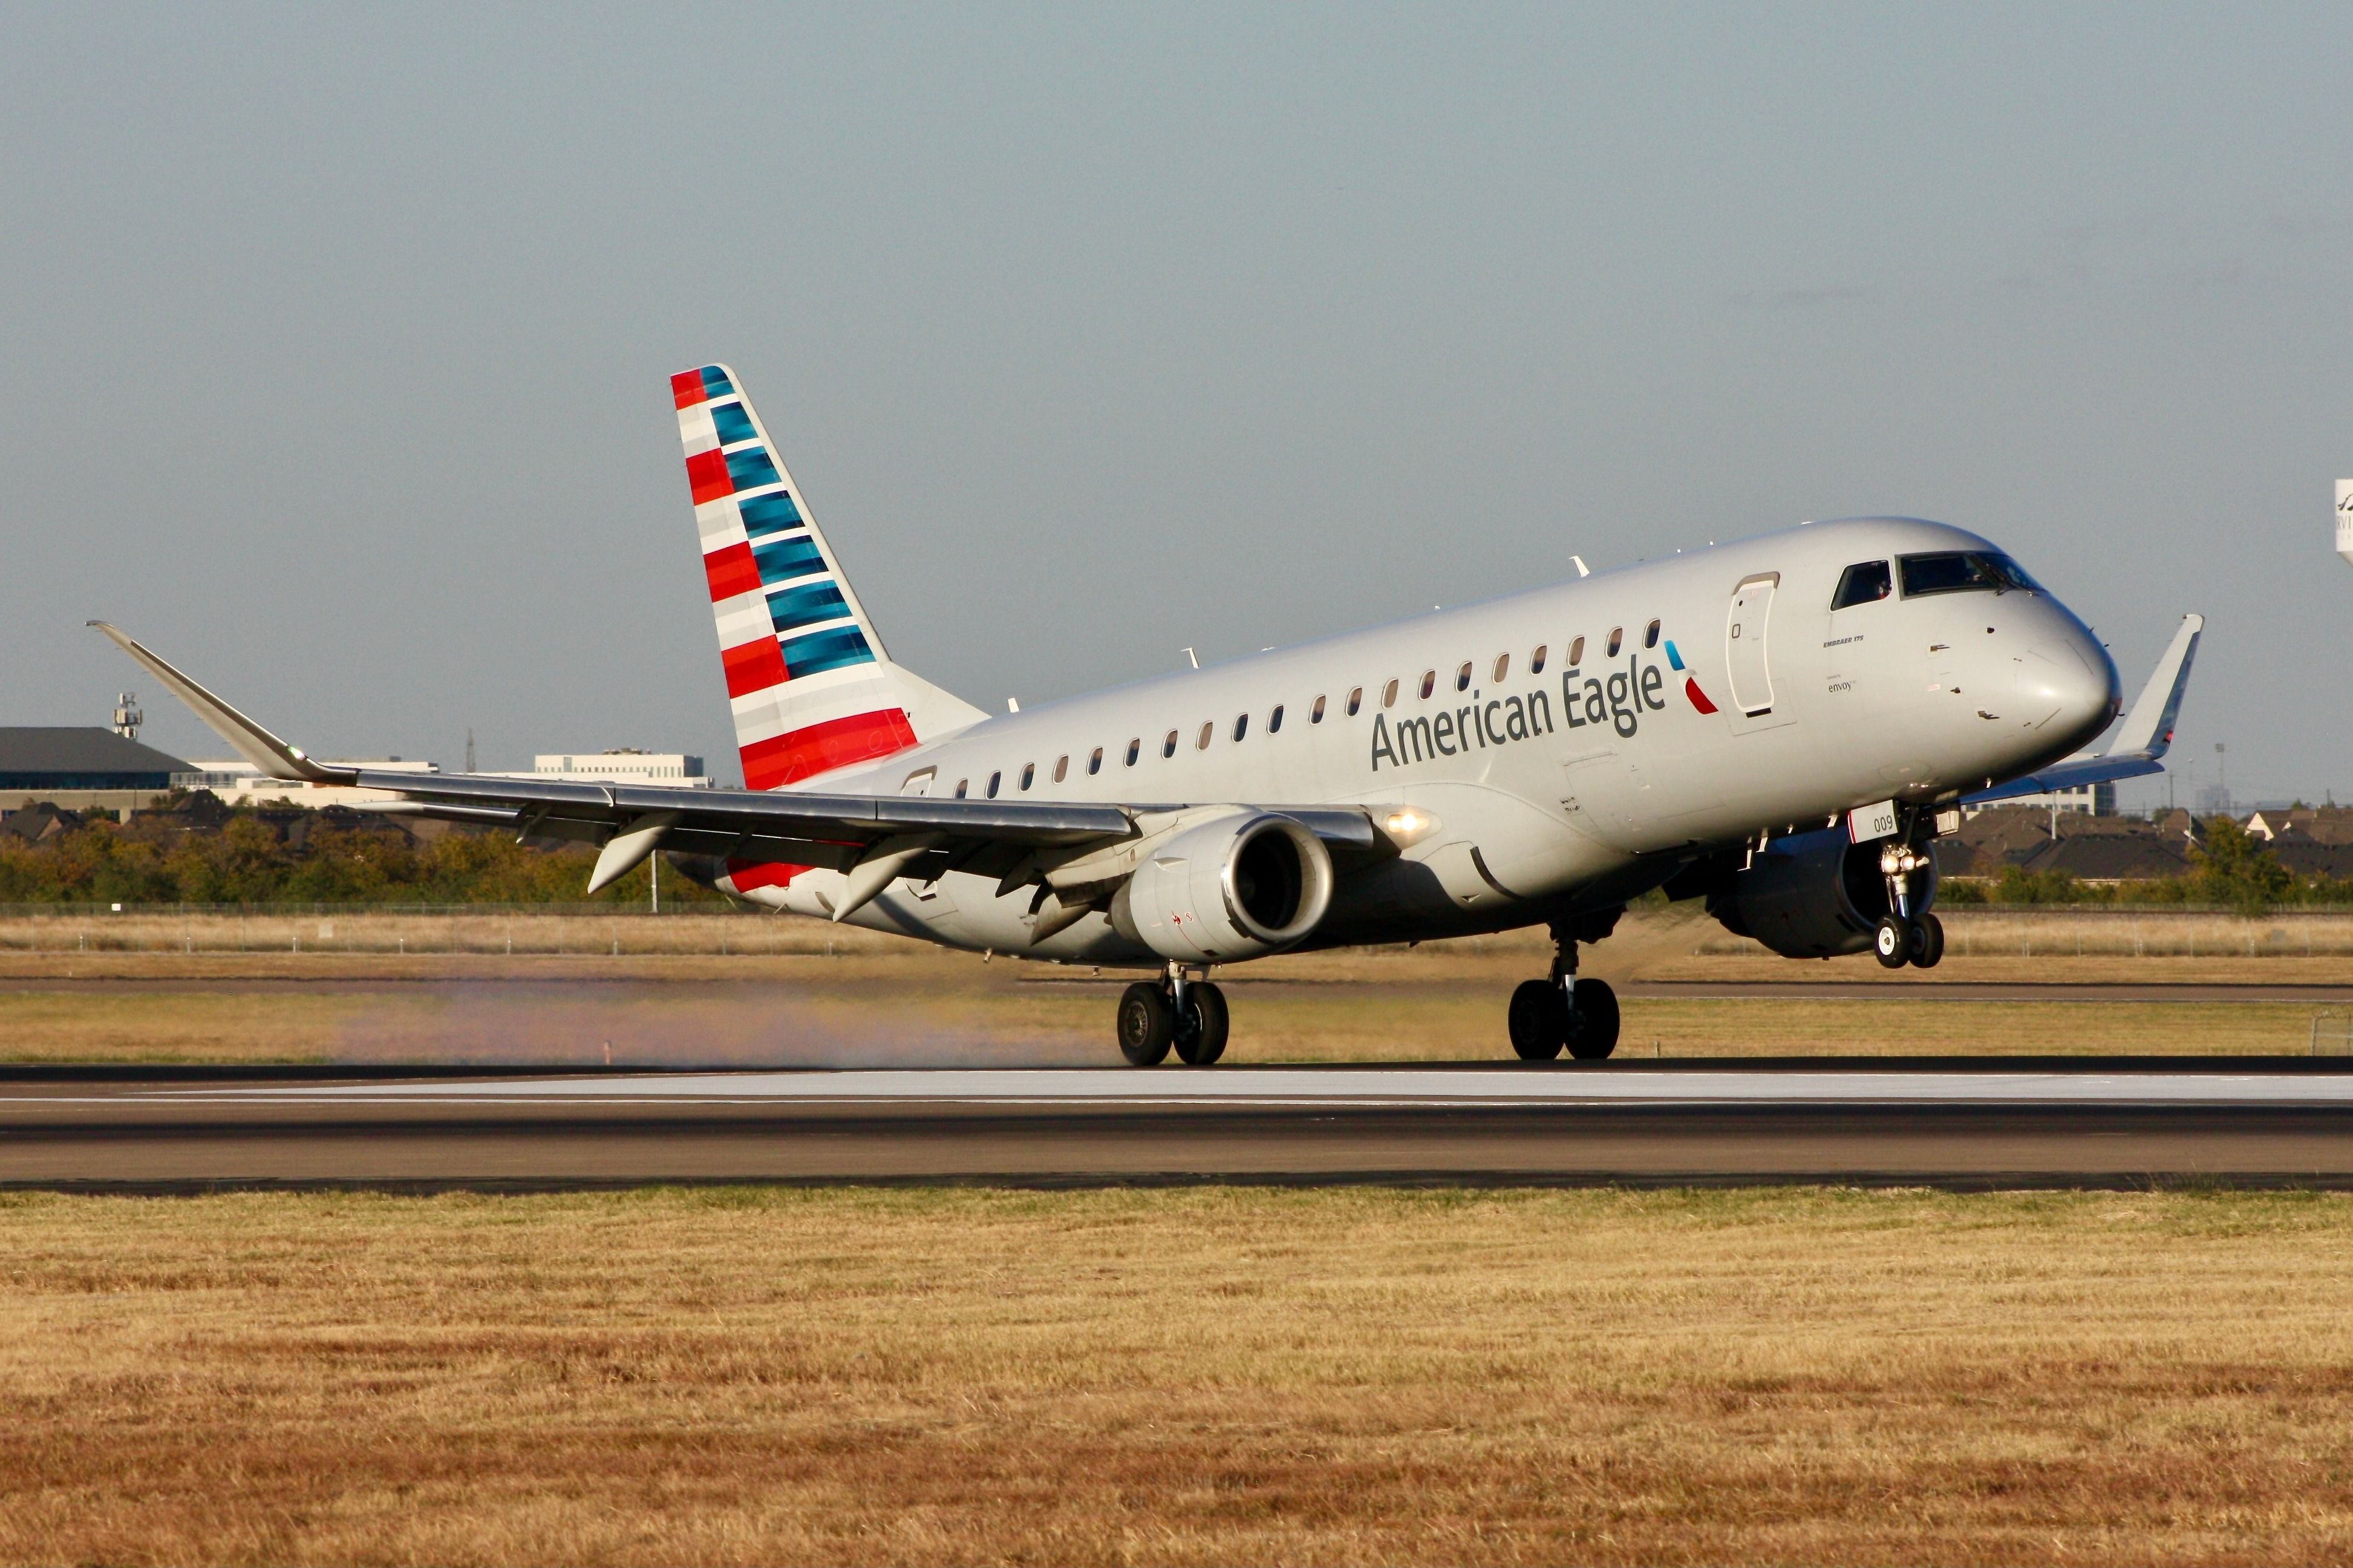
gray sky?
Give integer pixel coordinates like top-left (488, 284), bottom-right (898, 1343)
top-left (4, 4), bottom-right (2347, 806)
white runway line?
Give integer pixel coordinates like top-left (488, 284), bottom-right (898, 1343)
top-left (71, 1067), bottom-right (2353, 1108)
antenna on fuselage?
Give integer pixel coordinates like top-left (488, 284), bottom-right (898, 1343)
top-left (1181, 647), bottom-right (1199, 669)
top-left (1571, 556), bottom-right (1590, 578)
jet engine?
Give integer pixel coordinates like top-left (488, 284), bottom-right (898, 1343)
top-left (1705, 825), bottom-right (1938, 959)
top-left (1110, 812), bottom-right (1334, 961)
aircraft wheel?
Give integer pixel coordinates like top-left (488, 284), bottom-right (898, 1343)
top-left (1910, 911), bottom-right (1945, 969)
top-left (1174, 981), bottom-right (1230, 1065)
top-left (1567, 977), bottom-right (1620, 1060)
top-left (1873, 916), bottom-right (1910, 969)
top-left (1117, 981), bottom-right (1175, 1066)
top-left (1507, 979), bottom-right (1566, 1060)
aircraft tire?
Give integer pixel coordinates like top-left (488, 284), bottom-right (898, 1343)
top-left (1508, 979), bottom-right (1567, 1061)
top-left (1174, 981), bottom-right (1229, 1065)
top-left (1567, 977), bottom-right (1620, 1060)
top-left (1910, 911), bottom-right (1945, 969)
top-left (1117, 981), bottom-right (1175, 1066)
top-left (1873, 916), bottom-right (1910, 969)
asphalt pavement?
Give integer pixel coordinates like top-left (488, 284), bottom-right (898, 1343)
top-left (9, 1061), bottom-right (2353, 1191)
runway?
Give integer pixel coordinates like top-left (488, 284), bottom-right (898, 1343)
top-left (10, 1061), bottom-right (2353, 1190)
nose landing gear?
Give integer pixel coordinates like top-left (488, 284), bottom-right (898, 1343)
top-left (1871, 836), bottom-right (1944, 969)
top-left (1116, 966), bottom-right (1229, 1066)
top-left (1507, 917), bottom-right (1621, 1061)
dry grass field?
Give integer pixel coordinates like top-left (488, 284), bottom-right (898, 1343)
top-left (2, 1186), bottom-right (2351, 1566)
top-left (4, 904), bottom-right (2353, 1064)
top-left (0, 968), bottom-right (2338, 1064)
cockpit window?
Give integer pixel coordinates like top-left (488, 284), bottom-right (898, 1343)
top-left (1831, 560), bottom-right (1892, 609)
top-left (1898, 551), bottom-right (2041, 598)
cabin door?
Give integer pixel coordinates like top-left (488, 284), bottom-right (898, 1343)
top-left (1723, 572), bottom-right (1795, 735)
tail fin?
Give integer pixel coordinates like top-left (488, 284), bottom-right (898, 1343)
top-left (673, 363), bottom-right (984, 790)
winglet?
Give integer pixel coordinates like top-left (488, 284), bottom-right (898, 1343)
top-left (86, 622), bottom-right (354, 784)
top-left (2108, 612), bottom-right (2202, 762)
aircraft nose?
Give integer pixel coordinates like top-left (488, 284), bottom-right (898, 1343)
top-left (2016, 631), bottom-right (2121, 752)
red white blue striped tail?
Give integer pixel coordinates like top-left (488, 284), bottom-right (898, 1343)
top-left (672, 363), bottom-right (984, 792)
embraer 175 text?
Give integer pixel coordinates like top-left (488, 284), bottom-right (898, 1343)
top-left (97, 363), bottom-right (2204, 1065)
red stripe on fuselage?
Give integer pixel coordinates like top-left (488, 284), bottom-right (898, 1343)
top-left (723, 859), bottom-right (810, 894)
top-left (740, 708), bottom-right (918, 790)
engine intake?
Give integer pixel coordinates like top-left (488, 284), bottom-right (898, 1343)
top-left (1112, 813), bottom-right (1334, 961)
top-left (1706, 825), bottom-right (1938, 959)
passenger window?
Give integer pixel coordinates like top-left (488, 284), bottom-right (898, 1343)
top-left (1530, 645), bottom-right (1547, 675)
top-left (987, 771), bottom-right (1001, 798)
top-left (1088, 747), bottom-right (1103, 775)
top-left (1643, 619), bottom-right (1660, 649)
top-left (1163, 730), bottom-right (1178, 759)
top-left (954, 778), bottom-right (968, 798)
top-left (1492, 653), bottom-right (1510, 682)
top-left (1418, 670), bottom-right (1436, 700)
top-left (1568, 636), bottom-right (1585, 665)
top-left (1232, 713), bottom-right (1248, 743)
top-left (1832, 560), bottom-right (1893, 608)
top-left (1196, 721), bottom-right (1214, 750)
top-left (1052, 755), bottom-right (1068, 784)
top-left (1606, 628), bottom-right (1623, 657)
top-left (1268, 704), bottom-right (1284, 734)
top-left (1455, 662), bottom-right (1473, 692)
top-left (1347, 687), bottom-right (1363, 715)
top-left (1126, 738), bottom-right (1140, 766)
top-left (1020, 763), bottom-right (1035, 790)
top-left (1311, 695), bottom-right (1327, 723)
top-left (1381, 680), bottom-right (1398, 708)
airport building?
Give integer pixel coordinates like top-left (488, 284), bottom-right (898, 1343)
top-left (1976, 779), bottom-right (2114, 816)
top-left (0, 727), bottom-right (194, 813)
top-left (174, 758), bottom-right (445, 811)
top-left (529, 750), bottom-right (712, 787)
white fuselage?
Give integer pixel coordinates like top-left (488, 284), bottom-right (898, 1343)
top-left (731, 517), bottom-right (2117, 965)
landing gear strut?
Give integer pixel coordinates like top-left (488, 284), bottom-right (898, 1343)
top-left (1508, 916), bottom-right (1621, 1061)
top-left (1872, 833), bottom-right (1944, 970)
top-left (1117, 965), bottom-right (1229, 1067)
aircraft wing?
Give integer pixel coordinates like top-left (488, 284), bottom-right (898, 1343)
top-left (1963, 612), bottom-right (2204, 806)
top-left (91, 623), bottom-right (1379, 897)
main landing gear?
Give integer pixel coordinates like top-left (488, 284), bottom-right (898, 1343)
top-left (1872, 838), bottom-right (1944, 970)
top-left (1507, 917), bottom-right (1621, 1061)
top-left (1117, 965), bottom-right (1230, 1066)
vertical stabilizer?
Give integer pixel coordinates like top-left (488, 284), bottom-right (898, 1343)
top-left (673, 364), bottom-right (984, 790)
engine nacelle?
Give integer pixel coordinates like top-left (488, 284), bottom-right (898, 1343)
top-left (1111, 813), bottom-right (1334, 961)
top-left (1707, 825), bottom-right (1939, 959)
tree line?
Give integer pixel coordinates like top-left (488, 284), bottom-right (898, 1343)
top-left (0, 809), bottom-right (729, 907)
top-left (1940, 816), bottom-right (2332, 915)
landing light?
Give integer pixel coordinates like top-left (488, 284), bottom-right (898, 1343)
top-left (1382, 808), bottom-right (1440, 847)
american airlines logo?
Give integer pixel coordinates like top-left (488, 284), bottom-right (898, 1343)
top-left (1371, 650), bottom-right (1699, 771)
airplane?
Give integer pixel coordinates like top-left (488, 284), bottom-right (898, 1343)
top-left (95, 362), bottom-right (2204, 1067)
